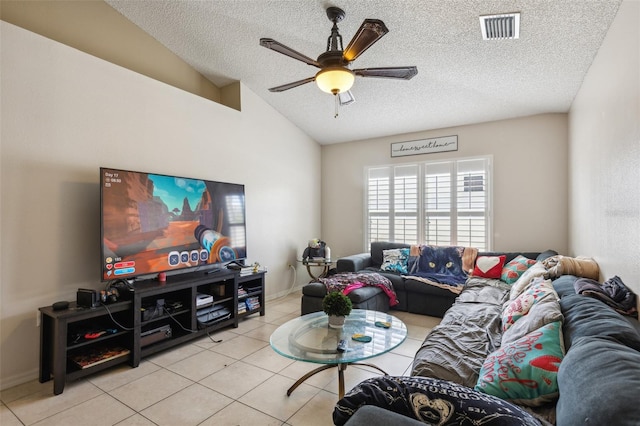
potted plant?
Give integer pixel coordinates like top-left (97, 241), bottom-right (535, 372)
top-left (322, 291), bottom-right (353, 328)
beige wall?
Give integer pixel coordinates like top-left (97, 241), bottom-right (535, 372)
top-left (0, 0), bottom-right (226, 106)
top-left (568, 0), bottom-right (639, 293)
top-left (322, 114), bottom-right (569, 259)
top-left (0, 22), bottom-right (320, 389)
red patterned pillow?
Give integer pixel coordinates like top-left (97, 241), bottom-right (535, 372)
top-left (472, 255), bottom-right (507, 279)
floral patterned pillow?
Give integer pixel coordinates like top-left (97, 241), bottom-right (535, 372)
top-left (380, 248), bottom-right (410, 274)
top-left (475, 321), bottom-right (565, 406)
top-left (501, 255), bottom-right (537, 284)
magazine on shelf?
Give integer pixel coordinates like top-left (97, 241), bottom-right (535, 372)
top-left (69, 346), bottom-right (130, 369)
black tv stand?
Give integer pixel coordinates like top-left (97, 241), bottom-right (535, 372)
top-left (39, 269), bottom-right (265, 395)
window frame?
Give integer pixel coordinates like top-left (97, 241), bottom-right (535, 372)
top-left (363, 155), bottom-right (493, 251)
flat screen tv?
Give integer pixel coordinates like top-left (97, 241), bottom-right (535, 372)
top-left (100, 167), bottom-right (246, 281)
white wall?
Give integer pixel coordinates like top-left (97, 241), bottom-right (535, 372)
top-left (568, 0), bottom-right (640, 293)
top-left (0, 22), bottom-right (320, 389)
top-left (322, 114), bottom-right (569, 258)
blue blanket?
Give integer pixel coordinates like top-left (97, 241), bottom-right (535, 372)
top-left (406, 245), bottom-right (477, 286)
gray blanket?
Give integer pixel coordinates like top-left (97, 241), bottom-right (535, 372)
top-left (411, 277), bottom-right (509, 388)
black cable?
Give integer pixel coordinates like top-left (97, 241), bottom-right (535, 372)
top-left (101, 302), bottom-right (136, 331)
top-left (161, 306), bottom-right (224, 343)
top-left (161, 305), bottom-right (198, 333)
top-left (102, 296), bottom-right (226, 344)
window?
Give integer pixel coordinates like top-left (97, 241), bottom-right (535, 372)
top-left (365, 156), bottom-right (492, 251)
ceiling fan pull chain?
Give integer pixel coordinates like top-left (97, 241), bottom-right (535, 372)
top-left (334, 94), bottom-right (339, 118)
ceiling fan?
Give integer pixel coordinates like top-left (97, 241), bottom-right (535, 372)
top-left (260, 6), bottom-right (418, 111)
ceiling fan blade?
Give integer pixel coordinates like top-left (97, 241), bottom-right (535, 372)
top-left (268, 76), bottom-right (316, 92)
top-left (338, 90), bottom-right (355, 106)
top-left (354, 66), bottom-right (418, 80)
top-left (343, 19), bottom-right (389, 62)
top-left (260, 38), bottom-right (320, 68)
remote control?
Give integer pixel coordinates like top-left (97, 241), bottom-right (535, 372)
top-left (337, 339), bottom-right (348, 352)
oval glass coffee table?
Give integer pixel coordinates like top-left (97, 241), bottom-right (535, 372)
top-left (270, 309), bottom-right (407, 398)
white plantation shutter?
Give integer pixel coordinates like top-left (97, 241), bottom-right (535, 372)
top-left (424, 162), bottom-right (453, 246)
top-left (367, 167), bottom-right (390, 243)
top-left (456, 158), bottom-right (489, 250)
top-left (393, 165), bottom-right (419, 245)
top-left (366, 156), bottom-right (491, 251)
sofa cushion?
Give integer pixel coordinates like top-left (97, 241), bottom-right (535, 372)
top-left (334, 376), bottom-right (542, 426)
top-left (480, 251), bottom-right (547, 264)
top-left (556, 336), bottom-right (640, 426)
top-left (380, 248), bottom-right (410, 274)
top-left (476, 321), bottom-right (564, 407)
top-left (559, 293), bottom-right (640, 351)
top-left (473, 255), bottom-right (507, 279)
top-left (501, 255), bottom-right (537, 284)
top-left (536, 249), bottom-right (558, 262)
top-left (552, 274), bottom-right (578, 298)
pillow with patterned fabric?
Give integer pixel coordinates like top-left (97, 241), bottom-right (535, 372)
top-left (502, 277), bottom-right (555, 332)
top-left (501, 255), bottom-right (537, 284)
top-left (380, 248), bottom-right (410, 274)
top-left (334, 375), bottom-right (542, 426)
top-left (502, 282), bottom-right (562, 345)
top-left (475, 321), bottom-right (564, 406)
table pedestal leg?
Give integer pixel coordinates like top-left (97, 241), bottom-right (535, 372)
top-left (338, 363), bottom-right (347, 398)
top-left (287, 364), bottom-right (336, 396)
top-left (287, 362), bottom-right (389, 399)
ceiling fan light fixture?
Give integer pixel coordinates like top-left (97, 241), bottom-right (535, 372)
top-left (315, 67), bottom-right (355, 94)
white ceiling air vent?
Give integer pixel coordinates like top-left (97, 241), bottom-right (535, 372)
top-left (479, 13), bottom-right (520, 40)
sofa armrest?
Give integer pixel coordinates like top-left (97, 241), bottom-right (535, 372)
top-left (336, 253), bottom-right (372, 273)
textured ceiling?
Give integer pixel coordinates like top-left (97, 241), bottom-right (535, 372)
top-left (105, 0), bottom-right (622, 145)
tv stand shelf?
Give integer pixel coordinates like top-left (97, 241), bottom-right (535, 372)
top-left (39, 270), bottom-right (265, 394)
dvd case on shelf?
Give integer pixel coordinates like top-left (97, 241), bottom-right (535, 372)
top-left (69, 346), bottom-right (130, 369)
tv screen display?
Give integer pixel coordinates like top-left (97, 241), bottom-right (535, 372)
top-left (100, 168), bottom-right (246, 281)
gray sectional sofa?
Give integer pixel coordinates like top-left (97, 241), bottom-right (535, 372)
top-left (332, 269), bottom-right (640, 425)
top-left (301, 241), bottom-right (551, 317)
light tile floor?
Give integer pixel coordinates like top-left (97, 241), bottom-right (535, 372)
top-left (0, 292), bottom-right (441, 426)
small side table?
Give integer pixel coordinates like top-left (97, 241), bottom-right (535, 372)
top-left (300, 259), bottom-right (333, 280)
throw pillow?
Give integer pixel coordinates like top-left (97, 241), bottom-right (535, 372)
top-left (473, 255), bottom-right (507, 279)
top-left (475, 321), bottom-right (564, 406)
top-left (501, 283), bottom-right (562, 345)
top-left (501, 278), bottom-right (555, 332)
top-left (501, 255), bottom-right (537, 284)
top-left (380, 248), bottom-right (410, 274)
top-left (334, 375), bottom-right (542, 426)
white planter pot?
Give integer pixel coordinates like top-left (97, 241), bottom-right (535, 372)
top-left (328, 314), bottom-right (346, 329)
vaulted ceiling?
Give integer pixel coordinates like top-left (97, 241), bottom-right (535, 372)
top-left (105, 0), bottom-right (622, 144)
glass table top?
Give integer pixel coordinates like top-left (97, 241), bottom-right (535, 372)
top-left (270, 309), bottom-right (407, 365)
